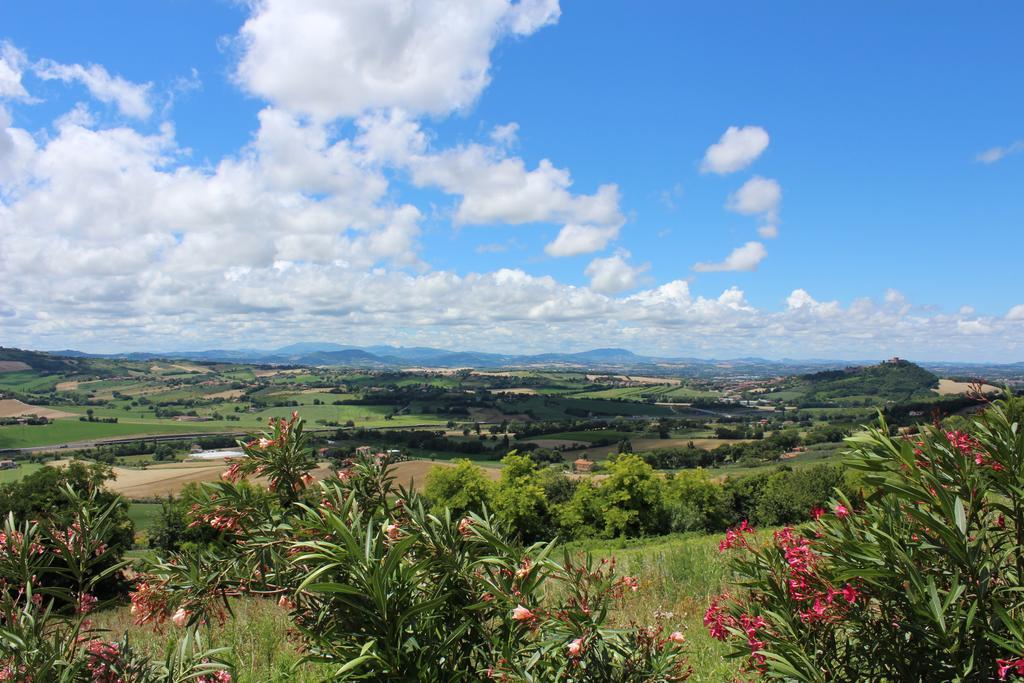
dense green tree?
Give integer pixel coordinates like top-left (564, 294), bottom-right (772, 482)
top-left (491, 454), bottom-right (551, 542)
top-left (664, 468), bottom-right (730, 532)
top-left (423, 458), bottom-right (494, 517)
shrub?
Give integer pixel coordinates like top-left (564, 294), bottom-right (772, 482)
top-left (709, 394), bottom-right (1024, 681)
top-left (135, 414), bottom-right (691, 681)
top-left (0, 461), bottom-right (132, 599)
top-left (0, 487), bottom-right (228, 680)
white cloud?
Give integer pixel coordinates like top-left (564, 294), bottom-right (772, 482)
top-left (1007, 304), bottom-right (1024, 320)
top-left (545, 224), bottom-right (620, 257)
top-left (585, 251), bottom-right (648, 294)
top-left (356, 112), bottom-right (624, 255)
top-left (235, 0), bottom-right (560, 119)
top-left (976, 140), bottom-right (1024, 164)
top-left (958, 319), bottom-right (992, 335)
top-left (757, 224), bottom-right (778, 239)
top-left (33, 59), bottom-right (153, 119)
top-left (701, 125), bottom-right (769, 174)
top-left (0, 42), bottom-right (30, 100)
top-left (726, 176), bottom-right (781, 222)
top-left (490, 122), bottom-right (519, 147)
top-left (693, 241), bottom-right (767, 272)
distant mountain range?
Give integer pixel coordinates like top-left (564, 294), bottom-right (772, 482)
top-left (27, 342), bottom-right (1024, 380)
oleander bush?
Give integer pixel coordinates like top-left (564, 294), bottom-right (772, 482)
top-left (133, 415), bottom-right (691, 681)
top-left (709, 393), bottom-right (1024, 681)
top-left (0, 487), bottom-right (228, 681)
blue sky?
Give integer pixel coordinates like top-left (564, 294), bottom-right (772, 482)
top-left (0, 1), bottom-right (1022, 360)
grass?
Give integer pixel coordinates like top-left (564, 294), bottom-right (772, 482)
top-left (127, 502), bottom-right (163, 536)
top-left (0, 462), bottom-right (43, 483)
top-left (93, 598), bottom-right (334, 682)
top-left (92, 530), bottom-right (740, 681)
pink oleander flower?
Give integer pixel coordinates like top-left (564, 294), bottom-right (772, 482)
top-left (810, 507), bottom-right (825, 521)
top-left (719, 520), bottom-right (755, 552)
top-left (621, 575), bottom-right (640, 592)
top-left (567, 637), bottom-right (584, 657)
top-left (77, 592), bottom-right (98, 615)
top-left (834, 504), bottom-right (849, 519)
top-left (385, 523), bottom-right (401, 541)
top-left (278, 594), bottom-right (295, 610)
top-left (511, 605), bottom-right (534, 621)
top-left (171, 607), bottom-right (190, 628)
top-left (458, 517), bottom-right (474, 537)
top-left (257, 438), bottom-right (273, 449)
top-left (221, 463), bottom-right (242, 482)
top-left (669, 631), bottom-right (685, 644)
top-left (300, 472), bottom-right (315, 487)
top-left (998, 658), bottom-right (1024, 680)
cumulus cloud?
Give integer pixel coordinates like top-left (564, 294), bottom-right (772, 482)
top-left (585, 251), bottom-right (648, 294)
top-left (235, 0), bottom-right (560, 119)
top-left (976, 140), bottom-right (1024, 164)
top-left (726, 176), bottom-right (781, 222)
top-left (1007, 304), bottom-right (1024, 320)
top-left (701, 125), bottom-right (769, 174)
top-left (356, 111), bottom-right (624, 255)
top-left (33, 59), bottom-right (153, 119)
top-left (0, 41), bottom-right (30, 100)
top-left (545, 224), bottom-right (620, 257)
top-left (757, 224), bottom-right (778, 239)
top-left (693, 241), bottom-right (767, 272)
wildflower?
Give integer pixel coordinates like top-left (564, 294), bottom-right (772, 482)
top-left (833, 504), bottom-right (849, 519)
top-left (567, 637), bottom-right (584, 657)
top-left (511, 605), bottom-right (534, 621)
top-left (171, 607), bottom-right (190, 628)
top-left (668, 631), bottom-right (685, 644)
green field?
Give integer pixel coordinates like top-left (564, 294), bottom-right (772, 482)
top-left (0, 462), bottom-right (43, 483)
top-left (0, 419), bottom-right (231, 449)
top-left (127, 502), bottom-right (163, 536)
top-left (571, 384), bottom-right (720, 402)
